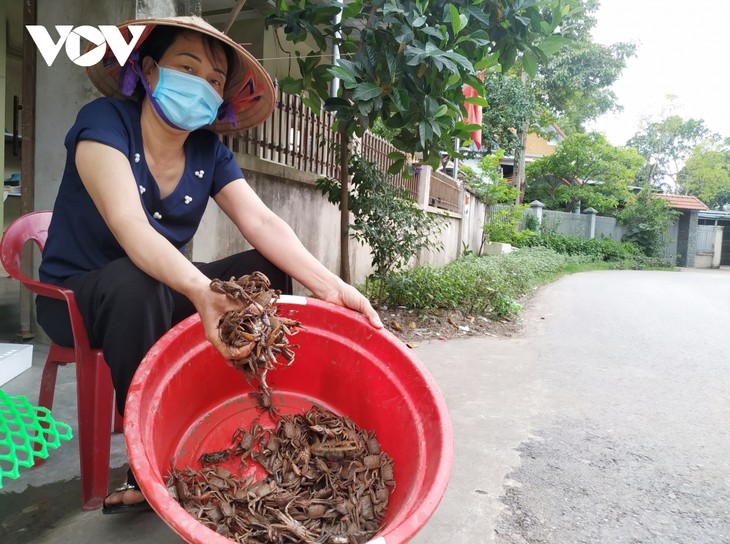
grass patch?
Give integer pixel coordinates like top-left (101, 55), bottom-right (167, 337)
top-left (364, 247), bottom-right (675, 320)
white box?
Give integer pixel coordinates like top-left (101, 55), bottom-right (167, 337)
top-left (0, 344), bottom-right (34, 386)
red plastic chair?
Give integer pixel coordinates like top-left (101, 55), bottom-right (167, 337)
top-left (1, 210), bottom-right (122, 510)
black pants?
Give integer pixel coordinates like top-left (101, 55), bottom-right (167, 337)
top-left (36, 250), bottom-right (292, 415)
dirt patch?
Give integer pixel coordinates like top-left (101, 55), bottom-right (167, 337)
top-left (374, 305), bottom-right (523, 347)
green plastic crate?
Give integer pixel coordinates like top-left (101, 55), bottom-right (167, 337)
top-left (0, 390), bottom-right (72, 488)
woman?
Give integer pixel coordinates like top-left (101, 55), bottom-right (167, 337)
top-left (36, 16), bottom-right (382, 514)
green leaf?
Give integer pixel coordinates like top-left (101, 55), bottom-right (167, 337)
top-left (423, 153), bottom-right (441, 169)
top-left (418, 121), bottom-right (433, 148)
top-left (412, 15), bottom-right (427, 27)
top-left (538, 35), bottom-right (568, 56)
top-left (434, 104), bottom-right (448, 118)
top-left (342, 0), bottom-right (362, 19)
top-left (387, 151), bottom-right (405, 160)
top-left (328, 65), bottom-right (358, 87)
top-left (391, 88), bottom-right (410, 113)
top-left (446, 72), bottom-right (462, 88)
top-left (303, 93), bottom-right (321, 114)
top-left (450, 4), bottom-right (462, 35)
top-left (522, 51), bottom-right (538, 77)
top-left (464, 96), bottom-right (489, 107)
top-left (278, 76), bottom-right (303, 94)
top-left (422, 27), bottom-right (446, 40)
top-left (442, 50), bottom-right (474, 72)
top-left (388, 158), bottom-right (405, 175)
top-left (324, 97), bottom-right (351, 110)
top-left (352, 82), bottom-right (383, 101)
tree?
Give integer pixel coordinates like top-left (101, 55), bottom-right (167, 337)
top-left (626, 114), bottom-right (711, 192)
top-left (267, 0), bottom-right (573, 281)
top-left (532, 0), bottom-right (636, 134)
top-left (317, 154), bottom-right (445, 289)
top-left (460, 150), bottom-right (523, 252)
top-left (525, 131), bottom-right (643, 215)
top-left (678, 137), bottom-right (730, 210)
top-left (475, 1), bottom-right (635, 205)
top-left (618, 190), bottom-right (679, 257)
top-left (480, 70), bottom-right (540, 156)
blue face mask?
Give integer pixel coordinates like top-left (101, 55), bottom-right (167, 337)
top-left (151, 66), bottom-right (224, 131)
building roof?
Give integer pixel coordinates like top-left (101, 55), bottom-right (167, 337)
top-left (652, 194), bottom-right (709, 211)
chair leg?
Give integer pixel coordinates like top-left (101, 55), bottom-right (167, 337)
top-left (75, 353), bottom-right (114, 510)
top-left (34, 348), bottom-right (66, 467)
top-left (38, 351), bottom-right (64, 412)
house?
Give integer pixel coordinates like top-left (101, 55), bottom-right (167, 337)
top-left (500, 123), bottom-right (566, 184)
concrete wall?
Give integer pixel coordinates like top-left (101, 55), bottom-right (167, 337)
top-left (462, 188), bottom-right (487, 253)
top-left (595, 215), bottom-right (624, 241)
top-left (193, 154), bottom-right (372, 294)
top-left (34, 0), bottom-right (137, 212)
top-left (542, 209), bottom-right (592, 238)
top-left (33, 0), bottom-right (201, 212)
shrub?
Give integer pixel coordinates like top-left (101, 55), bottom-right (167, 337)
top-left (365, 245), bottom-right (673, 320)
top-left (520, 234), bottom-right (642, 262)
top-left (318, 154), bottom-right (446, 287)
top-left (618, 190), bottom-right (679, 257)
top-left (367, 248), bottom-right (592, 320)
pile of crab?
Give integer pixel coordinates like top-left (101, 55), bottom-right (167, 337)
top-left (166, 273), bottom-right (395, 543)
top-left (168, 406), bottom-right (395, 543)
top-left (210, 272), bottom-right (300, 411)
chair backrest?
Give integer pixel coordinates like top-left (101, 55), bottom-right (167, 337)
top-left (0, 211), bottom-right (58, 298)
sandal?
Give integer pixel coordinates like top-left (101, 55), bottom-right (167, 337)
top-left (102, 471), bottom-right (152, 515)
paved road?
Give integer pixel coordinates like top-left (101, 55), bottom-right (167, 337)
top-left (412, 268), bottom-right (730, 544)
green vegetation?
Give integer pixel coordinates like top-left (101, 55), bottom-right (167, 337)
top-left (318, 154), bottom-right (446, 288)
top-left (618, 190), bottom-right (679, 257)
top-left (678, 136), bottom-right (730, 210)
top-left (364, 245), bottom-right (673, 320)
top-left (525, 131), bottom-right (643, 215)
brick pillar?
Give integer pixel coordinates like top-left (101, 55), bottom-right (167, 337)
top-left (529, 200), bottom-right (544, 232)
top-left (583, 207), bottom-right (597, 239)
top-left (685, 210), bottom-right (699, 267)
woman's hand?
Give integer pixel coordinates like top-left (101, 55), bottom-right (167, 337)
top-left (320, 282), bottom-right (383, 329)
top-left (189, 282), bottom-right (254, 363)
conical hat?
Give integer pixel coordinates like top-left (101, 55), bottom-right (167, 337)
top-left (86, 15), bottom-right (274, 133)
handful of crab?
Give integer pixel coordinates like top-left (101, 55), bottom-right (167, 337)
top-left (210, 272), bottom-right (300, 409)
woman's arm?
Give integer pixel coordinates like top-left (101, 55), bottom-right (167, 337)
top-left (75, 140), bottom-right (254, 359)
top-left (213, 178), bottom-right (383, 328)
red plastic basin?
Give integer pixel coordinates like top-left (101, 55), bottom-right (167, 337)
top-left (125, 296), bottom-right (453, 544)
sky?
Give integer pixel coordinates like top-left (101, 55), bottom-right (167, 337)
top-left (587, 0), bottom-right (730, 146)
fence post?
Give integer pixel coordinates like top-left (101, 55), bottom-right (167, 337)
top-left (417, 165), bottom-right (432, 208)
top-left (584, 207), bottom-right (597, 239)
top-left (529, 200), bottom-right (544, 231)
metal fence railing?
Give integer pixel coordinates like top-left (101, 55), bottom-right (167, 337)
top-left (429, 170), bottom-right (461, 213)
top-left (223, 87), bottom-right (341, 180)
top-left (360, 132), bottom-right (418, 197)
top-left (223, 86), bottom-right (420, 200)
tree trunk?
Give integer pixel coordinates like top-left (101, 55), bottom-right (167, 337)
top-left (515, 71), bottom-right (528, 205)
top-left (515, 126), bottom-right (528, 205)
top-left (339, 131), bottom-right (351, 284)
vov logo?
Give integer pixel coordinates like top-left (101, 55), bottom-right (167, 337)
top-left (26, 25), bottom-right (146, 67)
